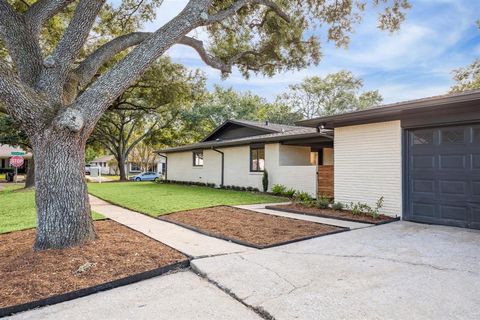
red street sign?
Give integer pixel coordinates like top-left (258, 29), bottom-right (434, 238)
top-left (10, 156), bottom-right (24, 168)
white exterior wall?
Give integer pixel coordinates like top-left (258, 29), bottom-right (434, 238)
top-left (334, 120), bottom-right (402, 217)
top-left (167, 143), bottom-right (317, 196)
top-left (167, 149), bottom-right (221, 185)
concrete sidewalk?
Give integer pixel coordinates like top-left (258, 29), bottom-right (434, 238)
top-left (7, 271), bottom-right (261, 320)
top-left (235, 203), bottom-right (372, 229)
top-left (89, 195), bottom-right (252, 258)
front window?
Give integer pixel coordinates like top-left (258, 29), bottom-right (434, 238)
top-left (193, 151), bottom-right (204, 167)
top-left (130, 163), bottom-right (141, 172)
top-left (250, 146), bottom-right (265, 172)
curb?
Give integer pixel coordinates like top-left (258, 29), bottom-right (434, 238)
top-left (265, 206), bottom-right (400, 225)
top-left (0, 260), bottom-right (190, 318)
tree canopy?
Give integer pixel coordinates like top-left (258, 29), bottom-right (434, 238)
top-left (450, 59), bottom-right (480, 93)
top-left (277, 71), bottom-right (383, 118)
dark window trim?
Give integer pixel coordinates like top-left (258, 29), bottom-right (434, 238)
top-left (192, 150), bottom-right (204, 167)
top-left (250, 144), bottom-right (265, 172)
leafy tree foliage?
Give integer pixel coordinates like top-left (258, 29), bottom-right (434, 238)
top-left (450, 59), bottom-right (480, 93)
top-left (276, 71), bottom-right (383, 118)
top-left (89, 57), bottom-right (205, 180)
top-left (176, 85), bottom-right (302, 142)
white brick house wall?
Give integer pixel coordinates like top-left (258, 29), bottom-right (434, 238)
top-left (334, 120), bottom-right (402, 217)
top-left (167, 143), bottom-right (317, 195)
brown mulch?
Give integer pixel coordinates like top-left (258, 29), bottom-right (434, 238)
top-left (160, 206), bottom-right (344, 247)
top-left (270, 204), bottom-right (397, 224)
top-left (0, 220), bottom-right (187, 309)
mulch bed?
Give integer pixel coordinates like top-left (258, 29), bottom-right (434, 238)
top-left (159, 206), bottom-right (347, 248)
top-left (0, 220), bottom-right (188, 311)
top-left (267, 204), bottom-right (399, 224)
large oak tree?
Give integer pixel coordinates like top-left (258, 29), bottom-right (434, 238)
top-left (0, 0), bottom-right (409, 250)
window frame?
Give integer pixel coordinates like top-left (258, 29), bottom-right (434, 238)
top-left (192, 150), bottom-right (204, 167)
top-left (250, 144), bottom-right (265, 172)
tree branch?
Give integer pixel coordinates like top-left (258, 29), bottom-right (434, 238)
top-left (0, 1), bottom-right (43, 86)
top-left (37, 0), bottom-right (105, 103)
top-left (24, 0), bottom-right (76, 34)
top-left (75, 0), bottom-right (211, 135)
top-left (73, 32), bottom-right (152, 89)
top-left (0, 60), bottom-right (46, 131)
top-left (178, 36), bottom-right (232, 73)
top-left (207, 0), bottom-right (290, 24)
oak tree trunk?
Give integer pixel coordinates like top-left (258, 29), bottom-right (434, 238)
top-left (33, 129), bottom-right (96, 250)
top-left (25, 157), bottom-right (35, 188)
top-left (118, 153), bottom-right (128, 181)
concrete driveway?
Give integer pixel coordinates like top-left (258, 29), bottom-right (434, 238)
top-left (192, 221), bottom-right (480, 320)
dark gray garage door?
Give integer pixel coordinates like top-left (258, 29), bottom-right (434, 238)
top-left (406, 124), bottom-right (480, 229)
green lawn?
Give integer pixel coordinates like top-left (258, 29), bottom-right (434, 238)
top-left (0, 187), bottom-right (104, 234)
top-left (88, 182), bottom-right (287, 217)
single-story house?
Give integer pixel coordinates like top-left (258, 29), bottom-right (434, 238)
top-left (89, 154), bottom-right (166, 175)
top-left (158, 90), bottom-right (480, 230)
top-left (0, 145), bottom-right (32, 174)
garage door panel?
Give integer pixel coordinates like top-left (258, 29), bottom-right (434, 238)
top-left (407, 124), bottom-right (479, 229)
top-left (439, 205), bottom-right (468, 221)
top-left (439, 154), bottom-right (466, 169)
top-left (472, 155), bottom-right (480, 169)
top-left (439, 180), bottom-right (467, 196)
top-left (411, 155), bottom-right (435, 169)
top-left (412, 179), bottom-right (435, 194)
top-left (411, 202), bottom-right (436, 218)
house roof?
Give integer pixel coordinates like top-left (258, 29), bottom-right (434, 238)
top-left (90, 155), bottom-right (115, 163)
top-left (297, 89), bottom-right (480, 128)
top-left (201, 119), bottom-right (300, 142)
top-left (0, 145), bottom-right (32, 158)
top-left (158, 125), bottom-right (332, 153)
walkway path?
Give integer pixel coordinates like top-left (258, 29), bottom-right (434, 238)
top-left (7, 271), bottom-right (261, 320)
top-left (235, 203), bottom-right (372, 229)
top-left (89, 195), bottom-right (253, 258)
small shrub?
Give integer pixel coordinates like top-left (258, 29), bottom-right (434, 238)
top-left (262, 170), bottom-right (269, 192)
top-left (293, 191), bottom-right (313, 204)
top-left (332, 202), bottom-right (344, 211)
top-left (272, 184), bottom-right (287, 196)
top-left (246, 186), bottom-right (254, 191)
top-left (252, 187), bottom-right (260, 192)
top-left (316, 197), bottom-right (330, 209)
top-left (369, 196), bottom-right (384, 219)
top-left (283, 188), bottom-right (296, 198)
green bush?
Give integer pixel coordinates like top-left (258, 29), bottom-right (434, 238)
top-left (272, 184), bottom-right (287, 195)
top-left (332, 202), bottom-right (344, 211)
top-left (316, 197), bottom-right (330, 209)
top-left (293, 191), bottom-right (313, 203)
top-left (284, 188), bottom-right (296, 198)
top-left (262, 170), bottom-right (269, 192)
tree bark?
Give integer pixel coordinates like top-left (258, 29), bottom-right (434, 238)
top-left (33, 129), bottom-right (96, 250)
top-left (25, 157), bottom-right (35, 188)
top-left (118, 153), bottom-right (128, 181)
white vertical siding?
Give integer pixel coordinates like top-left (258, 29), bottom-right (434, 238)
top-left (334, 120), bottom-right (402, 217)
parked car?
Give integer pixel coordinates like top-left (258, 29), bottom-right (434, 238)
top-left (85, 164), bottom-right (91, 175)
top-left (129, 172), bottom-right (161, 182)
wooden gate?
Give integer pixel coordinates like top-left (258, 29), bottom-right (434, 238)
top-left (317, 165), bottom-right (334, 198)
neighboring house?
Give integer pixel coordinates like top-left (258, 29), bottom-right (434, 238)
top-left (89, 154), bottom-right (166, 175)
top-left (159, 90), bottom-right (480, 230)
top-left (0, 145), bottom-right (32, 174)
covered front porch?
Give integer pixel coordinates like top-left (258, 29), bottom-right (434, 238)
top-left (278, 132), bottom-right (334, 198)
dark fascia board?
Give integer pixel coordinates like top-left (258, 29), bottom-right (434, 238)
top-left (296, 90), bottom-right (480, 128)
top-left (157, 132), bottom-right (333, 153)
top-left (201, 120), bottom-right (277, 142)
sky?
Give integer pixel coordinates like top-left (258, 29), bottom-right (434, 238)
top-left (140, 0), bottom-right (480, 104)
